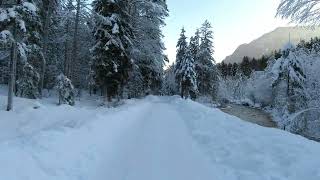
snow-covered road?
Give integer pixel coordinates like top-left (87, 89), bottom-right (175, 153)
top-left (97, 98), bottom-right (215, 180)
top-left (0, 96), bottom-right (320, 180)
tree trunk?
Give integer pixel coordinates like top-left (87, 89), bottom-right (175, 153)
top-left (70, 0), bottom-right (81, 81)
top-left (105, 88), bottom-right (111, 102)
top-left (7, 25), bottom-right (17, 111)
top-left (39, 53), bottom-right (46, 97)
top-left (64, 0), bottom-right (73, 77)
top-left (180, 83), bottom-right (184, 98)
top-left (64, 22), bottom-right (70, 76)
top-left (40, 7), bottom-right (51, 97)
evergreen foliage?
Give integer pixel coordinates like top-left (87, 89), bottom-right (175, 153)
top-left (180, 48), bottom-right (197, 99)
top-left (175, 27), bottom-right (188, 89)
top-left (56, 74), bottom-right (75, 106)
top-left (92, 0), bottom-right (133, 102)
top-left (196, 20), bottom-right (218, 99)
top-left (16, 62), bottom-right (40, 99)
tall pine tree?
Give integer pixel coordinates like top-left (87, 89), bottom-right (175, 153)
top-left (189, 29), bottom-right (200, 61)
top-left (128, 0), bottom-right (168, 95)
top-left (0, 0), bottom-right (42, 109)
top-left (92, 0), bottom-right (133, 102)
top-left (180, 47), bottom-right (197, 99)
top-left (175, 27), bottom-right (188, 91)
top-left (196, 20), bottom-right (218, 99)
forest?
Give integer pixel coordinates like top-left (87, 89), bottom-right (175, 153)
top-left (1, 1), bottom-right (320, 180)
top-left (1, 0), bottom-right (320, 140)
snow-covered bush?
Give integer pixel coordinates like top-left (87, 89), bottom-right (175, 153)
top-left (246, 71), bottom-right (273, 107)
top-left (271, 47), bottom-right (308, 116)
top-left (16, 63), bottom-right (40, 99)
top-left (56, 74), bottom-right (75, 106)
top-left (268, 41), bottom-right (320, 137)
top-left (217, 72), bottom-right (248, 103)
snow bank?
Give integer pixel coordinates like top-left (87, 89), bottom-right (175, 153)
top-left (174, 98), bottom-right (320, 180)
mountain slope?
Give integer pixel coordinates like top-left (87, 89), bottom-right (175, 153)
top-left (1, 92), bottom-right (320, 180)
top-left (224, 26), bottom-right (320, 64)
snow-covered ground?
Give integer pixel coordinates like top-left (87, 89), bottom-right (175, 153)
top-left (0, 88), bottom-right (320, 180)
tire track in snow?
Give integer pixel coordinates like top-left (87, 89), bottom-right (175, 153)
top-left (95, 99), bottom-right (215, 180)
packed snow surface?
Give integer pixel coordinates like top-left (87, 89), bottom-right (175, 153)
top-left (0, 93), bottom-right (320, 180)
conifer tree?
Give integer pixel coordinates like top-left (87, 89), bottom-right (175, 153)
top-left (180, 48), bottom-right (197, 99)
top-left (56, 74), bottom-right (75, 106)
top-left (128, 0), bottom-right (168, 95)
top-left (92, 0), bottom-right (133, 102)
top-left (240, 56), bottom-right (252, 77)
top-left (16, 62), bottom-right (40, 99)
top-left (175, 27), bottom-right (188, 90)
top-left (197, 20), bottom-right (218, 99)
top-left (0, 0), bottom-right (41, 110)
top-left (189, 29), bottom-right (200, 61)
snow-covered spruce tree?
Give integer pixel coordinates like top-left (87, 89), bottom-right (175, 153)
top-left (92, 0), bottom-right (133, 102)
top-left (189, 29), bottom-right (200, 61)
top-left (16, 62), bottom-right (40, 99)
top-left (56, 74), bottom-right (75, 106)
top-left (34, 0), bottom-right (59, 91)
top-left (180, 48), bottom-right (197, 99)
top-left (175, 27), bottom-right (188, 91)
top-left (16, 1), bottom-right (43, 98)
top-left (271, 43), bottom-right (308, 131)
top-left (0, 0), bottom-right (42, 109)
top-left (197, 20), bottom-right (218, 100)
top-left (240, 56), bottom-right (253, 77)
top-left (128, 0), bottom-right (168, 95)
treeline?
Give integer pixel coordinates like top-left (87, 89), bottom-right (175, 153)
top-left (0, 0), bottom-right (168, 109)
top-left (162, 21), bottom-right (219, 100)
top-left (217, 51), bottom-right (282, 78)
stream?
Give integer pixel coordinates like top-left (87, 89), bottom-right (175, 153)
top-left (220, 104), bottom-right (277, 128)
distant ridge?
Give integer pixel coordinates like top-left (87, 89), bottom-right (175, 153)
top-left (223, 27), bottom-right (320, 64)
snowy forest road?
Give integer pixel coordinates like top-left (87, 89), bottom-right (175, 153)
top-left (0, 96), bottom-right (320, 180)
top-left (93, 97), bottom-right (215, 180)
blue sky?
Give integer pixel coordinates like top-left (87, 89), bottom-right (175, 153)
top-left (163, 0), bottom-right (290, 63)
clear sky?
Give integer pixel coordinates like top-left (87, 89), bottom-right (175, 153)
top-left (163, 0), bottom-right (290, 63)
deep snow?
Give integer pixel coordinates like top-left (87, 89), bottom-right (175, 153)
top-left (0, 90), bottom-right (320, 180)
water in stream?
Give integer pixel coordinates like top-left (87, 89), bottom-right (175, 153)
top-left (220, 104), bottom-right (277, 128)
